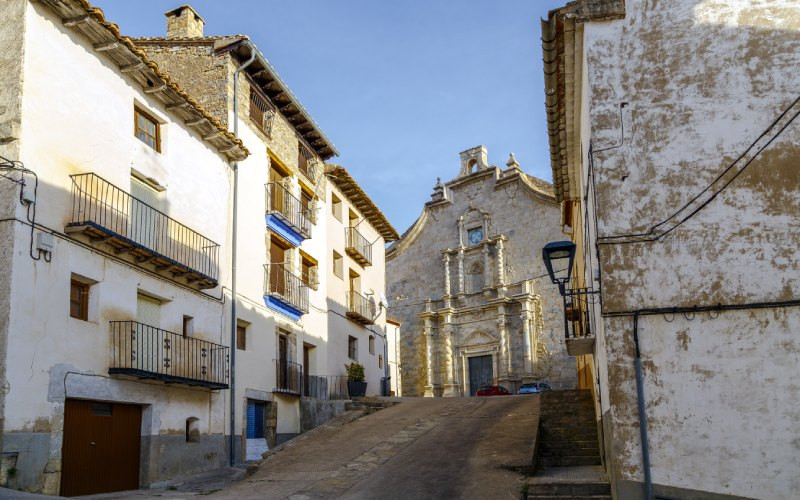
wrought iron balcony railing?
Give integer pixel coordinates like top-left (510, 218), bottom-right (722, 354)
top-left (297, 145), bottom-right (319, 184)
top-left (264, 263), bottom-right (310, 314)
top-left (109, 321), bottom-right (229, 389)
top-left (346, 290), bottom-right (376, 325)
top-left (265, 182), bottom-right (311, 239)
top-left (274, 358), bottom-right (302, 395)
top-left (345, 226), bottom-right (372, 266)
top-left (66, 173), bottom-right (220, 289)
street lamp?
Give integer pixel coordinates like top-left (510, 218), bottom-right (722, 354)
top-left (542, 240), bottom-right (577, 339)
top-left (542, 241), bottom-right (576, 291)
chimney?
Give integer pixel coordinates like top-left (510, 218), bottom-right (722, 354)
top-left (165, 5), bottom-right (205, 38)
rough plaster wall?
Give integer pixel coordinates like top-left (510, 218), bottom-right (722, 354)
top-left (387, 168), bottom-right (574, 396)
top-left (0, 0), bottom-right (27, 461)
top-left (582, 1), bottom-right (800, 497)
top-left (140, 45), bottom-right (230, 128)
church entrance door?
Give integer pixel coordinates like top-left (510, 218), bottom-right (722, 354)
top-left (468, 355), bottom-right (493, 396)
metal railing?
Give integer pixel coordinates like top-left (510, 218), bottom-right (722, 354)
top-left (249, 82), bottom-right (275, 137)
top-left (274, 358), bottom-right (302, 395)
top-left (109, 321), bottom-right (229, 389)
top-left (305, 375), bottom-right (349, 400)
top-left (564, 287), bottom-right (595, 339)
top-left (68, 173), bottom-right (220, 282)
top-left (347, 291), bottom-right (376, 324)
top-left (264, 263), bottom-right (310, 313)
top-left (345, 226), bottom-right (372, 265)
top-left (298, 145), bottom-right (318, 183)
top-left (265, 182), bottom-right (312, 238)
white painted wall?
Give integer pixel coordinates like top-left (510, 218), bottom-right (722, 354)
top-left (2, 2), bottom-right (235, 492)
top-left (567, 2), bottom-right (800, 497)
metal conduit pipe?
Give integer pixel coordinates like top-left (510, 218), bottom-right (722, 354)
top-left (229, 40), bottom-right (256, 467)
top-left (632, 312), bottom-right (653, 500)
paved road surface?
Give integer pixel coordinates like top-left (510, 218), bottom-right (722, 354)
top-left (217, 396), bottom-right (539, 499)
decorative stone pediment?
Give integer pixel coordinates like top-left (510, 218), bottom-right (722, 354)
top-left (462, 330), bottom-right (498, 346)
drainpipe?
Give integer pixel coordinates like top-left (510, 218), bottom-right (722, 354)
top-left (632, 312), bottom-right (653, 499)
top-left (230, 41), bottom-right (256, 467)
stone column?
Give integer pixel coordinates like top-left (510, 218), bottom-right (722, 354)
top-left (443, 252), bottom-right (451, 297)
top-left (520, 305), bottom-right (533, 377)
top-left (422, 303), bottom-right (438, 397)
top-left (441, 314), bottom-right (459, 397)
top-left (457, 248), bottom-right (465, 296)
top-left (496, 238), bottom-right (506, 286)
top-left (482, 243), bottom-right (491, 289)
top-left (497, 310), bottom-right (510, 378)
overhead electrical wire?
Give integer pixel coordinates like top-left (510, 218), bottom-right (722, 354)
top-left (596, 95), bottom-right (800, 245)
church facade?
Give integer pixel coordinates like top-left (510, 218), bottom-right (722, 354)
top-left (386, 146), bottom-right (576, 397)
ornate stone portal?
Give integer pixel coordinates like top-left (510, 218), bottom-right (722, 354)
top-left (387, 146), bottom-right (576, 397)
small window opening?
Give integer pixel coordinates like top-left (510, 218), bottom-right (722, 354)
top-left (182, 315), bottom-right (194, 337)
top-left (348, 336), bottom-right (358, 360)
top-left (369, 335), bottom-right (375, 355)
top-left (331, 193), bottom-right (342, 221)
top-left (237, 322), bottom-right (248, 351)
top-left (70, 279), bottom-right (90, 321)
top-left (185, 417), bottom-right (200, 443)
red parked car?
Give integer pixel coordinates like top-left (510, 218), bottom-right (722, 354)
top-left (476, 385), bottom-right (511, 396)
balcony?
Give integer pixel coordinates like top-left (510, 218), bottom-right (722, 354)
top-left (297, 145), bottom-right (319, 184)
top-left (109, 321), bottom-right (229, 390)
top-left (264, 263), bottom-right (309, 321)
top-left (346, 291), bottom-right (376, 325)
top-left (265, 182), bottom-right (311, 246)
top-left (564, 289), bottom-right (595, 356)
top-left (345, 226), bottom-right (372, 266)
top-left (273, 359), bottom-right (302, 396)
top-left (66, 173), bottom-right (220, 289)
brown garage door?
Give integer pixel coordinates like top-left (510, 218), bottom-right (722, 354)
top-left (60, 399), bottom-right (142, 496)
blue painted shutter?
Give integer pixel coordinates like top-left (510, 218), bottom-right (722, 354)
top-left (246, 401), bottom-right (256, 439)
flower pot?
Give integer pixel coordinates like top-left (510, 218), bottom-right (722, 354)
top-left (348, 381), bottom-right (367, 398)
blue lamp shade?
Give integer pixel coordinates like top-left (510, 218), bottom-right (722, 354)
top-left (542, 240), bottom-right (576, 285)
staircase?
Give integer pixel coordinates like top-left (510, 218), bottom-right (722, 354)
top-left (528, 390), bottom-right (610, 499)
top-left (345, 397), bottom-right (397, 415)
top-left (538, 390), bottom-right (601, 468)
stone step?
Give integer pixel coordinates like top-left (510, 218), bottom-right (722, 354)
top-left (538, 447), bottom-right (600, 457)
top-left (528, 495), bottom-right (611, 500)
top-left (538, 456), bottom-right (602, 467)
top-left (527, 482), bottom-right (611, 496)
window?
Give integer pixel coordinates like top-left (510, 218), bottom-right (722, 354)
top-left (369, 335), bottom-right (375, 355)
top-left (378, 354), bottom-right (383, 369)
top-left (331, 193), bottom-right (342, 221)
top-left (249, 81), bottom-right (275, 137)
top-left (70, 280), bottom-right (89, 321)
top-left (185, 417), bottom-right (200, 443)
top-left (134, 108), bottom-right (160, 152)
top-left (333, 251), bottom-right (343, 279)
top-left (348, 209), bottom-right (358, 226)
top-left (182, 315), bottom-right (194, 337)
top-left (300, 185), bottom-right (316, 224)
top-left (236, 323), bottom-right (247, 351)
top-left (301, 253), bottom-right (319, 290)
top-left (348, 336), bottom-right (358, 360)
top-left (298, 143), bottom-right (314, 180)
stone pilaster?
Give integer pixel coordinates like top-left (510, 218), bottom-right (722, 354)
top-left (421, 303), bottom-right (439, 397)
top-left (456, 248), bottom-right (465, 296)
top-left (482, 243), bottom-right (492, 288)
top-left (496, 238), bottom-right (506, 286)
top-left (443, 252), bottom-right (451, 297)
top-left (520, 304), bottom-right (533, 377)
top-left (497, 309), bottom-right (510, 378)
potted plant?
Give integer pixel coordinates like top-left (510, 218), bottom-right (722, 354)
top-left (345, 362), bottom-right (367, 397)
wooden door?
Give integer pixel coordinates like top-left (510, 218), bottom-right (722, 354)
top-left (269, 239), bottom-right (287, 296)
top-left (269, 165), bottom-right (286, 213)
top-left (61, 399), bottom-right (142, 496)
top-left (278, 335), bottom-right (288, 388)
top-left (303, 345), bottom-right (311, 396)
top-left (468, 355), bottom-right (493, 396)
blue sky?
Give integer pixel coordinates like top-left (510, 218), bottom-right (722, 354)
top-left (93, 0), bottom-right (565, 233)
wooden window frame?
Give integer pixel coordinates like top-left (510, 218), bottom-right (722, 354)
top-left (134, 107), bottom-right (161, 152)
top-left (237, 324), bottom-right (247, 351)
top-left (348, 336), bottom-right (358, 360)
top-left (69, 280), bottom-right (89, 321)
top-left (300, 252), bottom-right (319, 290)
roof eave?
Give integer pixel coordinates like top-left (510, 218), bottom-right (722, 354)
top-left (324, 164), bottom-right (399, 242)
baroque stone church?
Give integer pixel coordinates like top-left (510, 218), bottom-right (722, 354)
top-left (386, 146), bottom-right (576, 396)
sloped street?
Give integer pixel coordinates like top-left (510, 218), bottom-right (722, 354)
top-left (217, 396), bottom-right (539, 499)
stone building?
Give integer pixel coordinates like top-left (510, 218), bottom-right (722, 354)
top-left (541, 0), bottom-right (800, 498)
top-left (386, 146), bottom-right (576, 397)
